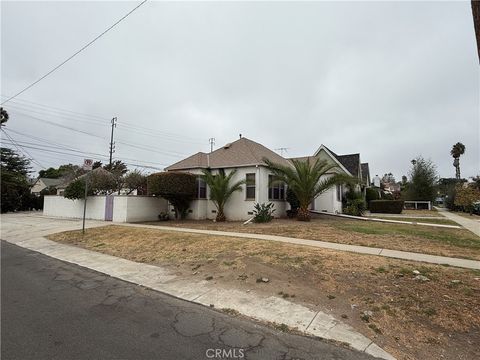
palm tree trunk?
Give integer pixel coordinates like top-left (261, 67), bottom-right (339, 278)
top-left (297, 206), bottom-right (311, 221)
top-left (216, 207), bottom-right (226, 222)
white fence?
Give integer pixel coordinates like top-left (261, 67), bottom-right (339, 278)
top-left (43, 195), bottom-right (168, 222)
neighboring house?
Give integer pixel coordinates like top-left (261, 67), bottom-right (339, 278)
top-left (30, 178), bottom-right (63, 196)
top-left (55, 167), bottom-right (115, 196)
top-left (165, 137), bottom-right (371, 220)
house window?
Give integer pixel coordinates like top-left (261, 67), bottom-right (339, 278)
top-left (336, 184), bottom-right (342, 202)
top-left (196, 178), bottom-right (207, 199)
top-left (268, 175), bottom-right (285, 200)
top-left (246, 173), bottom-right (256, 200)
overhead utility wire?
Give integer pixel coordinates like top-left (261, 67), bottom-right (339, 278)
top-left (1, 0), bottom-right (148, 105)
top-left (1, 129), bottom-right (45, 168)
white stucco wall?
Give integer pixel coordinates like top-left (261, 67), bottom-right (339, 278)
top-left (312, 174), bottom-right (343, 214)
top-left (173, 166), bottom-right (288, 221)
top-left (113, 196), bottom-right (169, 223)
top-left (43, 195), bottom-right (106, 220)
top-left (43, 195), bottom-right (168, 222)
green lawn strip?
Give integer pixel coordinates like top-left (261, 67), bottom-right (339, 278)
top-left (368, 217), bottom-right (458, 226)
top-left (331, 222), bottom-right (480, 250)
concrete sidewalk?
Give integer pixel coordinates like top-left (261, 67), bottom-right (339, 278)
top-left (0, 213), bottom-right (395, 360)
top-left (123, 223), bottom-right (480, 270)
top-left (436, 207), bottom-right (480, 237)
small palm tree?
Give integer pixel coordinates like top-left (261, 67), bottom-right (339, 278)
top-left (450, 142), bottom-right (466, 179)
top-left (0, 107), bottom-right (9, 125)
top-left (201, 169), bottom-right (245, 222)
top-left (264, 158), bottom-right (355, 221)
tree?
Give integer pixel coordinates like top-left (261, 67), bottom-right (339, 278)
top-left (450, 142), bottom-right (466, 180)
top-left (147, 172), bottom-right (196, 219)
top-left (454, 184), bottom-right (480, 214)
top-left (92, 161), bottom-right (103, 169)
top-left (63, 178), bottom-right (92, 200)
top-left (407, 156), bottom-right (438, 202)
top-left (201, 169), bottom-right (245, 222)
top-left (1, 147), bottom-right (31, 212)
top-left (264, 157), bottom-right (355, 221)
top-left (124, 170), bottom-right (147, 195)
top-left (104, 160), bottom-right (128, 194)
top-left (39, 167), bottom-right (63, 178)
top-left (382, 173), bottom-right (395, 184)
top-left (63, 168), bottom-right (117, 199)
top-left (0, 107), bottom-right (9, 125)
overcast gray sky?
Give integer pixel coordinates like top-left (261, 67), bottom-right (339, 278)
top-left (1, 1), bottom-right (479, 180)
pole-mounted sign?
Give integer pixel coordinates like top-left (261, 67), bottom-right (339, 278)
top-left (82, 159), bottom-right (93, 234)
top-left (83, 158), bottom-right (93, 171)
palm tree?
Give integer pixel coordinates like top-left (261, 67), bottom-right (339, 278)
top-left (0, 107), bottom-right (9, 126)
top-left (201, 169), bottom-right (245, 222)
top-left (264, 158), bottom-right (355, 221)
top-left (450, 142), bottom-right (466, 179)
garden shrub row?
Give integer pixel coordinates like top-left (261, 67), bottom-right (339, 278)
top-left (369, 200), bottom-right (404, 214)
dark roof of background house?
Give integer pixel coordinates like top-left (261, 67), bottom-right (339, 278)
top-left (165, 137), bottom-right (290, 171)
top-left (361, 163), bottom-right (370, 184)
top-left (38, 178), bottom-right (63, 187)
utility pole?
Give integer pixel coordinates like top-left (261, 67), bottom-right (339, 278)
top-left (109, 117), bottom-right (117, 167)
top-left (209, 137), bottom-right (215, 153)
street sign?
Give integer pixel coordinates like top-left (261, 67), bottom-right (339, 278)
top-left (83, 159), bottom-right (93, 171)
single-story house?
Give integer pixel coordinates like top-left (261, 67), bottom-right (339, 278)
top-left (30, 177), bottom-right (63, 196)
top-left (165, 137), bottom-right (371, 221)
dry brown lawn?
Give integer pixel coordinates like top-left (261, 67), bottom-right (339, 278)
top-left (147, 215), bottom-right (480, 260)
top-left (49, 225), bottom-right (480, 360)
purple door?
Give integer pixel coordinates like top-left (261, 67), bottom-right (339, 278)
top-left (104, 195), bottom-right (114, 221)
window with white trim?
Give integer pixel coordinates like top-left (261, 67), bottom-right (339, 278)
top-left (196, 178), bottom-right (207, 199)
top-left (268, 175), bottom-right (285, 200)
top-left (246, 173), bottom-right (256, 200)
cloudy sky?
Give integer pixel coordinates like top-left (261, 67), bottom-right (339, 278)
top-left (1, 1), bottom-right (479, 181)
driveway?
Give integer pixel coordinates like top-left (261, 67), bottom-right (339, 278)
top-left (1, 241), bottom-right (375, 360)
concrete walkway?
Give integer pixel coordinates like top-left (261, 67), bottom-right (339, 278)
top-left (0, 213), bottom-right (395, 360)
top-left (123, 223), bottom-right (480, 270)
top-left (436, 207), bottom-right (480, 237)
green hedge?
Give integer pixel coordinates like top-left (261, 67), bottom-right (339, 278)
top-left (369, 200), bottom-right (404, 214)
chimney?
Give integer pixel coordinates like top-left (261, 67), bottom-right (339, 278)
top-left (239, 134), bottom-right (242, 139)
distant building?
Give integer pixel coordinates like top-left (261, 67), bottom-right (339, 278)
top-left (30, 178), bottom-right (63, 196)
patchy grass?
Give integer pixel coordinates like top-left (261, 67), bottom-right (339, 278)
top-left (367, 217), bottom-right (457, 226)
top-left (149, 216), bottom-right (480, 260)
top-left (48, 225), bottom-right (480, 360)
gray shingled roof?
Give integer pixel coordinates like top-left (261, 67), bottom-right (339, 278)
top-left (165, 137), bottom-right (290, 170)
top-left (361, 163), bottom-right (370, 185)
top-left (39, 178), bottom-right (63, 187)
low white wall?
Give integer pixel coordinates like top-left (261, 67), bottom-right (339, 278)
top-left (120, 196), bottom-right (169, 222)
top-left (44, 195), bottom-right (168, 222)
top-left (43, 195), bottom-right (106, 220)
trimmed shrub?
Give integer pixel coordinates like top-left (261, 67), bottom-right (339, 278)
top-left (365, 188), bottom-right (380, 208)
top-left (342, 190), bottom-right (366, 216)
top-left (369, 200), bottom-right (404, 214)
top-left (253, 202), bottom-right (275, 223)
top-left (147, 172), bottom-right (196, 219)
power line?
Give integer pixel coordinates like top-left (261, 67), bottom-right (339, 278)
top-left (1, 129), bottom-right (45, 168)
top-left (1, 0), bottom-right (148, 105)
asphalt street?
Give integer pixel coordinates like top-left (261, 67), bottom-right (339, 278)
top-left (1, 241), bottom-right (376, 360)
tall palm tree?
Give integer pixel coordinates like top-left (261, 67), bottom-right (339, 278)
top-left (264, 158), bottom-right (355, 221)
top-left (201, 169), bottom-right (245, 222)
top-left (0, 107), bottom-right (9, 126)
top-left (450, 142), bottom-right (466, 179)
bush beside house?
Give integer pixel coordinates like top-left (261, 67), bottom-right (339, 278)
top-left (147, 172), bottom-right (196, 219)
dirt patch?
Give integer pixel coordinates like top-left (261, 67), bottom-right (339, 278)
top-left (146, 215), bottom-right (480, 260)
top-left (48, 225), bottom-right (480, 360)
